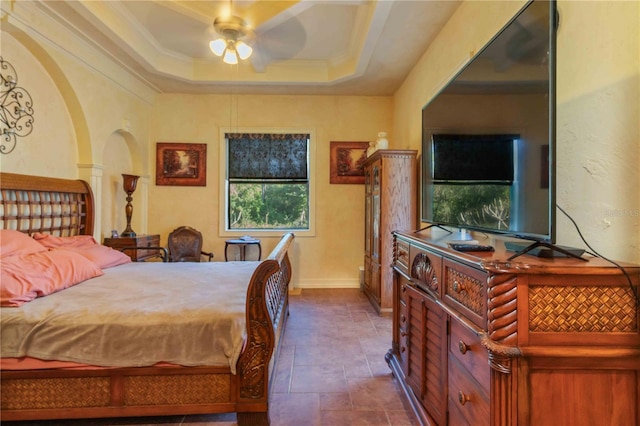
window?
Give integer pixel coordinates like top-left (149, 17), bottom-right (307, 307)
top-left (430, 134), bottom-right (517, 230)
top-left (224, 132), bottom-right (310, 232)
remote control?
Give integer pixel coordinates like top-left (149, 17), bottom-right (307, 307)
top-left (449, 243), bottom-right (494, 252)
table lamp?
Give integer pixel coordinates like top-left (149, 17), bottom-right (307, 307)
top-left (121, 174), bottom-right (139, 237)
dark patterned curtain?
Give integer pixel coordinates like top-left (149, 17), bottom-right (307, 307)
top-left (227, 133), bottom-right (309, 180)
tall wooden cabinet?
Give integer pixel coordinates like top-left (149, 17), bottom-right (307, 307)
top-left (363, 150), bottom-right (417, 314)
top-left (387, 230), bottom-right (640, 425)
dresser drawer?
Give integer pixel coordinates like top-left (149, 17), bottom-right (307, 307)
top-left (409, 245), bottom-right (443, 297)
top-left (398, 276), bottom-right (410, 305)
top-left (448, 356), bottom-right (490, 426)
top-left (398, 298), bottom-right (408, 368)
top-left (103, 234), bottom-right (161, 262)
top-left (395, 239), bottom-right (411, 276)
top-left (449, 318), bottom-right (490, 392)
top-left (443, 259), bottom-right (487, 328)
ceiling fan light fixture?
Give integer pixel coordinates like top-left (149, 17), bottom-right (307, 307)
top-left (211, 15), bottom-right (252, 63)
top-left (209, 38), bottom-right (227, 56)
top-left (236, 41), bottom-right (253, 60)
top-left (223, 48), bottom-right (239, 65)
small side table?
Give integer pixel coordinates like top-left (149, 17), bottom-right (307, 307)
top-left (103, 234), bottom-right (161, 262)
top-left (225, 238), bottom-right (261, 261)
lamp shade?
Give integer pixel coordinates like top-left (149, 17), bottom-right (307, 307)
top-left (236, 41), bottom-right (253, 60)
top-left (209, 38), bottom-right (227, 56)
top-left (122, 174), bottom-right (139, 193)
top-left (223, 49), bottom-right (238, 64)
top-left (209, 15), bottom-right (252, 64)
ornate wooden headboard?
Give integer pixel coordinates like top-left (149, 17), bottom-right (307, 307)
top-left (0, 172), bottom-right (94, 236)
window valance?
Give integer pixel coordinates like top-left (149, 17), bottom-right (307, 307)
top-left (227, 133), bottom-right (309, 180)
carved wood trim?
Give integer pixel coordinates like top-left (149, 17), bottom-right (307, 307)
top-left (411, 252), bottom-right (438, 292)
top-left (237, 259), bottom-right (278, 400)
top-left (487, 274), bottom-right (519, 346)
top-left (237, 233), bottom-right (294, 402)
top-left (490, 357), bottom-right (515, 426)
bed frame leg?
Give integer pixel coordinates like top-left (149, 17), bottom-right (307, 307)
top-left (237, 411), bottom-right (269, 426)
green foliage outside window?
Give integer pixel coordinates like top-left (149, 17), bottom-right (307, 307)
top-left (229, 183), bottom-right (309, 230)
top-left (432, 184), bottom-right (511, 230)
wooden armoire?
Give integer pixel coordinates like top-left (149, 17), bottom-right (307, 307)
top-left (363, 149), bottom-right (417, 314)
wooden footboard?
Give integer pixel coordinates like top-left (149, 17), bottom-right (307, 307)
top-left (236, 232), bottom-right (294, 424)
top-left (0, 172), bottom-right (294, 425)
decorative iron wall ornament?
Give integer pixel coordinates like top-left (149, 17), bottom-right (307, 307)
top-left (1, 57), bottom-right (35, 154)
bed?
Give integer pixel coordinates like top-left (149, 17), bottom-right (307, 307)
top-left (0, 172), bottom-right (294, 425)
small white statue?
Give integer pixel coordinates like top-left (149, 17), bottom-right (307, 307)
top-left (376, 131), bottom-right (389, 150)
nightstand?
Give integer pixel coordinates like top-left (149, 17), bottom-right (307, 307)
top-left (103, 234), bottom-right (162, 262)
top-left (225, 238), bottom-right (261, 261)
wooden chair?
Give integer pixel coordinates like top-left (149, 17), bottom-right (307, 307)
top-left (167, 226), bottom-right (214, 262)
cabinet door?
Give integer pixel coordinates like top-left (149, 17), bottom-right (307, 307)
top-left (404, 285), bottom-right (448, 426)
top-left (397, 276), bottom-right (410, 371)
top-left (371, 161), bottom-right (381, 263)
top-left (364, 166), bottom-right (372, 257)
top-left (370, 260), bottom-right (381, 304)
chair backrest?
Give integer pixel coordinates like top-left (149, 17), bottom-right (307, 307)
top-left (167, 226), bottom-right (204, 262)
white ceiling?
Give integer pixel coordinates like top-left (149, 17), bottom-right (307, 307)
top-left (39, 0), bottom-right (462, 95)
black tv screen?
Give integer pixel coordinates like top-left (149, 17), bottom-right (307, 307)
top-left (421, 0), bottom-right (556, 242)
top-left (432, 134), bottom-right (515, 182)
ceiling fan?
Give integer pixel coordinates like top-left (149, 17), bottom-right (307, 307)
top-left (206, 0), bottom-right (308, 70)
top-left (209, 14), bottom-right (253, 65)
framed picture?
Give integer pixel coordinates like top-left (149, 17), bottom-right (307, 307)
top-left (329, 141), bottom-right (369, 184)
top-left (156, 142), bottom-right (207, 186)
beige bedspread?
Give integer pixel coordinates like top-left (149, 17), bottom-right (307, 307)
top-left (0, 261), bottom-right (261, 374)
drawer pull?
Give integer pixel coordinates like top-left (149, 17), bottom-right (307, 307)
top-left (400, 346), bottom-right (406, 353)
top-left (458, 391), bottom-right (470, 406)
top-left (458, 340), bottom-right (468, 354)
top-left (401, 285), bottom-right (406, 293)
top-left (453, 279), bottom-right (466, 293)
top-left (401, 315), bottom-right (406, 323)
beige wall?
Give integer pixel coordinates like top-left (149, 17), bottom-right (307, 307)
top-left (3, 0), bottom-right (637, 293)
top-left (149, 94), bottom-right (392, 288)
top-left (0, 34), bottom-right (77, 177)
top-left (1, 2), bottom-right (155, 243)
top-left (394, 0), bottom-right (639, 263)
top-left (2, 2), bottom-right (393, 289)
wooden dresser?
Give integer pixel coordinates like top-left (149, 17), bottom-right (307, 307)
top-left (387, 230), bottom-right (640, 426)
top-left (103, 234), bottom-right (161, 262)
top-left (363, 149), bottom-right (417, 314)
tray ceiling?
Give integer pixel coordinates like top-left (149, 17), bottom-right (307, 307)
top-left (35, 0), bottom-right (462, 95)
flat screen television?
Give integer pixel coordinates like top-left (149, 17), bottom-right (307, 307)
top-left (421, 0), bottom-right (557, 243)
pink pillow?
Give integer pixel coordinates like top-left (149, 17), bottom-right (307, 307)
top-left (63, 245), bottom-right (132, 269)
top-left (32, 233), bottom-right (98, 249)
top-left (0, 229), bottom-right (47, 258)
top-left (0, 248), bottom-right (104, 307)
top-left (31, 233), bottom-right (131, 269)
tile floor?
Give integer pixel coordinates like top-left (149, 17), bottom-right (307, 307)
top-left (6, 288), bottom-right (417, 426)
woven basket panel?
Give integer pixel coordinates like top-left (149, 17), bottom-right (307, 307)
top-left (529, 285), bottom-right (638, 332)
top-left (1, 377), bottom-right (109, 410)
top-left (0, 189), bottom-right (85, 236)
top-left (445, 268), bottom-right (485, 316)
top-left (125, 374), bottom-right (231, 405)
